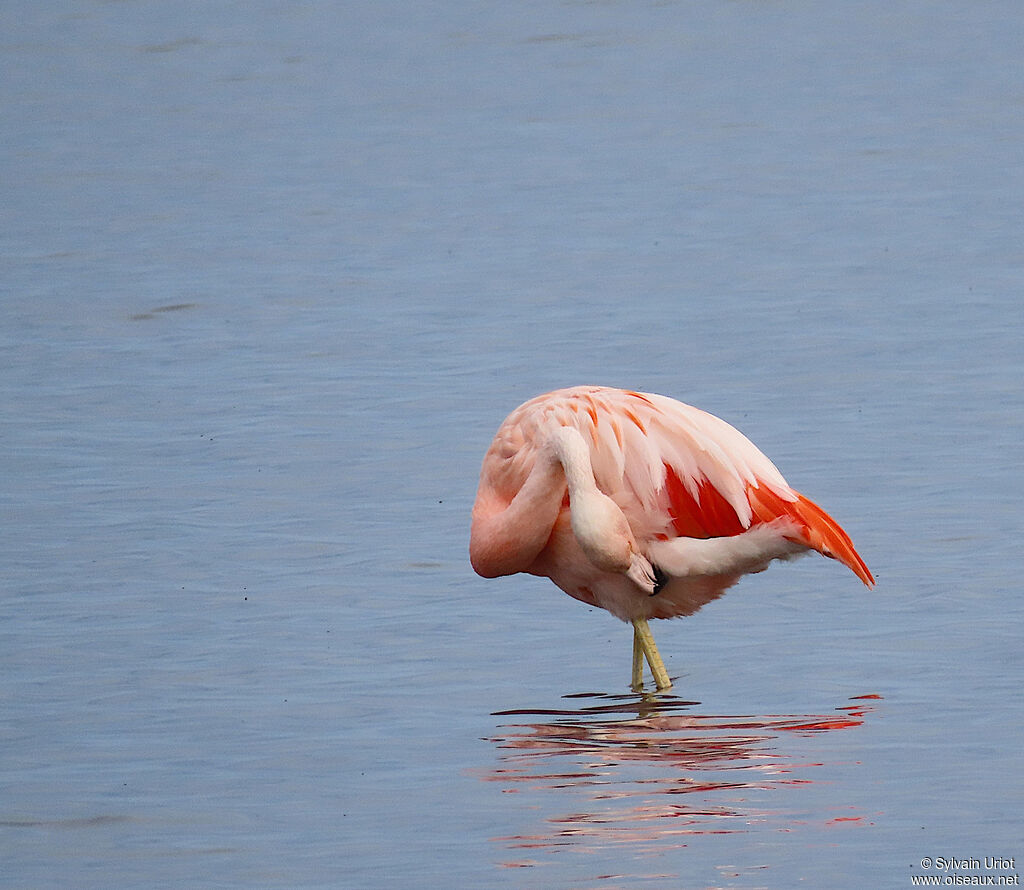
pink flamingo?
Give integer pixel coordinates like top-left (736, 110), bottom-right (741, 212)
top-left (470, 386), bottom-right (874, 691)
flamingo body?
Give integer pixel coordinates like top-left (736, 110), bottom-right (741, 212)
top-left (470, 386), bottom-right (873, 688)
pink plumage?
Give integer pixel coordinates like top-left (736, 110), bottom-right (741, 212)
top-left (470, 387), bottom-right (873, 668)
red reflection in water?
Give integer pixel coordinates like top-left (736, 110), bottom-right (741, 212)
top-left (480, 692), bottom-right (881, 865)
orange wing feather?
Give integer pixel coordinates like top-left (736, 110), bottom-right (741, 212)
top-left (663, 464), bottom-right (874, 588)
top-left (747, 484), bottom-right (875, 588)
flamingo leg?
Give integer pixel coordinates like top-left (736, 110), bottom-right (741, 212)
top-left (630, 618), bottom-right (671, 691)
top-left (631, 626), bottom-right (644, 691)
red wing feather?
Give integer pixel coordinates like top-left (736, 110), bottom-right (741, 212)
top-left (663, 463), bottom-right (874, 588)
top-left (664, 464), bottom-right (746, 539)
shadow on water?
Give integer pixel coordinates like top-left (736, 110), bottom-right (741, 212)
top-left (480, 691), bottom-right (882, 868)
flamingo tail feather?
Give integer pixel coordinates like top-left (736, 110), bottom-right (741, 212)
top-left (747, 484), bottom-right (874, 588)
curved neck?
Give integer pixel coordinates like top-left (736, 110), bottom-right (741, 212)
top-left (548, 425), bottom-right (597, 498)
top-left (469, 437), bottom-right (568, 578)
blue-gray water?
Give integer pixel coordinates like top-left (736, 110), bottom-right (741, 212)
top-left (2, 3), bottom-right (1021, 888)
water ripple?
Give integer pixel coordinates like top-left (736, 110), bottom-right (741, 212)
top-left (481, 692), bottom-right (881, 865)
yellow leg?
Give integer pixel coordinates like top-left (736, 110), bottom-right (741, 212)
top-left (631, 618), bottom-right (671, 691)
top-left (631, 626), bottom-right (644, 691)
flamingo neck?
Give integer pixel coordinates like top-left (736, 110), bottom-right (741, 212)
top-left (547, 426), bottom-right (597, 498)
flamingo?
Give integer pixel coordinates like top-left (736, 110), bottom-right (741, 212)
top-left (470, 386), bottom-right (874, 691)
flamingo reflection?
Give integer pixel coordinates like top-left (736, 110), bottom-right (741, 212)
top-left (482, 692), bottom-right (880, 861)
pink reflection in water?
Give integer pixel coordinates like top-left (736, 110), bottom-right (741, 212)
top-left (481, 692), bottom-right (881, 866)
